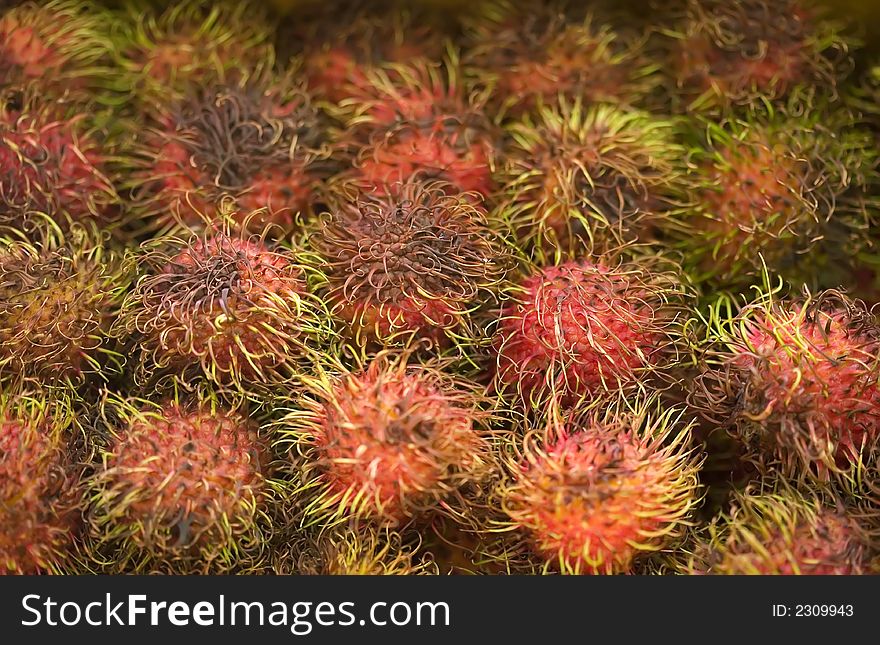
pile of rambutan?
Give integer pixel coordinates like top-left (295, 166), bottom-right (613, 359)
top-left (2, 0), bottom-right (880, 576)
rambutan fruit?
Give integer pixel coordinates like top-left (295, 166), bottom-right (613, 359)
top-left (498, 98), bottom-right (683, 262)
top-left (493, 255), bottom-right (693, 408)
top-left (333, 54), bottom-right (499, 198)
top-left (0, 96), bottom-right (120, 229)
top-left (691, 286), bottom-right (880, 480)
top-left (666, 104), bottom-right (875, 291)
top-left (307, 179), bottom-right (510, 350)
top-left (129, 77), bottom-right (332, 231)
top-left (87, 395), bottom-right (273, 573)
top-left (0, 0), bottom-right (117, 102)
top-left (285, 0), bottom-right (449, 104)
top-left (1, 392), bottom-right (84, 574)
top-left (0, 225), bottom-right (129, 391)
top-left (661, 0), bottom-right (855, 112)
top-left (290, 524), bottom-right (438, 575)
top-left (276, 353), bottom-right (495, 527)
top-left (492, 396), bottom-right (703, 575)
top-left (115, 223), bottom-right (333, 394)
top-left (686, 485), bottom-right (874, 574)
top-left (462, 1), bottom-right (658, 120)
top-left (115, 0), bottom-right (274, 114)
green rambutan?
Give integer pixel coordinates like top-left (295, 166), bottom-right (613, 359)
top-left (87, 394), bottom-right (274, 573)
top-left (0, 96), bottom-right (120, 228)
top-left (276, 353), bottom-right (494, 527)
top-left (0, 224), bottom-right (129, 391)
top-left (691, 286), bottom-right (880, 479)
top-left (661, 0), bottom-right (855, 112)
top-left (497, 98), bottom-right (683, 261)
top-left (115, 0), bottom-right (274, 113)
top-left (0, 0), bottom-right (117, 102)
top-left (1, 392), bottom-right (83, 574)
top-left (115, 222), bottom-right (332, 394)
top-left (307, 179), bottom-right (510, 350)
top-left (462, 1), bottom-right (658, 120)
top-left (129, 77), bottom-right (331, 231)
top-left (491, 396), bottom-right (703, 574)
top-left (493, 255), bottom-right (693, 408)
top-left (686, 485), bottom-right (874, 574)
top-left (667, 104), bottom-right (874, 291)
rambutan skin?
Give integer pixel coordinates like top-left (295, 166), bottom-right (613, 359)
top-left (666, 105), bottom-right (875, 291)
top-left (1, 393), bottom-right (83, 574)
top-left (686, 486), bottom-right (875, 574)
top-left (114, 0), bottom-right (275, 113)
top-left (691, 287), bottom-right (880, 479)
top-left (129, 78), bottom-right (332, 231)
top-left (0, 225), bottom-right (129, 390)
top-left (286, 524), bottom-right (439, 575)
top-left (115, 225), bottom-right (333, 393)
top-left (0, 99), bottom-right (120, 227)
top-left (662, 0), bottom-right (854, 112)
top-left (0, 0), bottom-right (118, 102)
top-left (497, 99), bottom-right (683, 261)
top-left (87, 396), bottom-right (273, 574)
top-left (308, 179), bottom-right (510, 349)
top-left (495, 397), bottom-right (703, 574)
top-left (493, 256), bottom-right (693, 407)
top-left (462, 1), bottom-right (659, 119)
top-left (276, 354), bottom-right (495, 527)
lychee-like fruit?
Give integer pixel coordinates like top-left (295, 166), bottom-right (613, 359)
top-left (0, 0), bottom-right (117, 102)
top-left (498, 99), bottom-right (682, 261)
top-left (463, 1), bottom-right (658, 119)
top-left (130, 78), bottom-right (331, 231)
top-left (667, 105), bottom-right (874, 290)
top-left (493, 256), bottom-right (692, 407)
top-left (278, 354), bottom-right (493, 526)
top-left (692, 287), bottom-right (880, 479)
top-left (291, 525), bottom-right (438, 575)
top-left (663, 0), bottom-right (854, 112)
top-left (1, 392), bottom-right (83, 574)
top-left (333, 55), bottom-right (499, 198)
top-left (0, 225), bottom-right (128, 390)
top-left (495, 397), bottom-right (703, 574)
top-left (116, 225), bottom-right (331, 393)
top-left (286, 0), bottom-right (448, 104)
top-left (309, 179), bottom-right (509, 350)
top-left (687, 486), bottom-right (874, 574)
top-left (88, 396), bottom-right (272, 573)
top-left (116, 0), bottom-right (274, 114)
top-left (0, 98), bottom-right (119, 227)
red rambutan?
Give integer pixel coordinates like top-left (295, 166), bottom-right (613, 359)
top-left (1, 393), bottom-right (83, 574)
top-left (116, 0), bottom-right (274, 113)
top-left (687, 485), bottom-right (874, 574)
top-left (497, 98), bottom-right (683, 261)
top-left (494, 396), bottom-right (703, 574)
top-left (667, 104), bottom-right (875, 290)
top-left (277, 354), bottom-right (494, 526)
top-left (129, 78), bottom-right (331, 231)
top-left (0, 0), bottom-right (117, 102)
top-left (463, 1), bottom-right (658, 119)
top-left (0, 224), bottom-right (129, 390)
top-left (663, 0), bottom-right (855, 112)
top-left (493, 256), bottom-right (693, 407)
top-left (308, 179), bottom-right (510, 350)
top-left (88, 395), bottom-right (273, 573)
top-left (116, 223), bottom-right (332, 393)
top-left (692, 286), bottom-right (880, 479)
